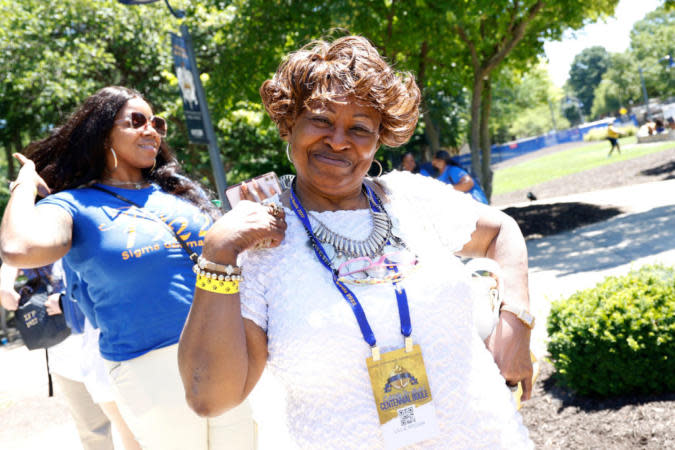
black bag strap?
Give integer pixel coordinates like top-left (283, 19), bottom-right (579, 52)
top-left (45, 349), bottom-right (54, 397)
top-left (90, 185), bottom-right (199, 263)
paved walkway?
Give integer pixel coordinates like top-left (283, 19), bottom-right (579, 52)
top-left (1, 179), bottom-right (674, 449)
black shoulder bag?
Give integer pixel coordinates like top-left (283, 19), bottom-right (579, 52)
top-left (15, 268), bottom-right (71, 350)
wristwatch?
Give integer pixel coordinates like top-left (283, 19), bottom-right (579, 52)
top-left (500, 303), bottom-right (535, 329)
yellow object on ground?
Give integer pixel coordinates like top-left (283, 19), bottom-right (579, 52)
top-left (513, 352), bottom-right (540, 410)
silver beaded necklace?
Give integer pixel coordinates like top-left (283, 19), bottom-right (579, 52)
top-left (309, 208), bottom-right (393, 259)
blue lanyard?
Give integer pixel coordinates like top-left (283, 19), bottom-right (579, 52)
top-left (289, 182), bottom-right (412, 348)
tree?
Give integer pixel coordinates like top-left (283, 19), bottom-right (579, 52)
top-left (1, 0), bottom-right (622, 204)
top-left (629, 5), bottom-right (675, 100)
top-left (591, 79), bottom-right (622, 117)
top-left (602, 52), bottom-right (641, 108)
top-left (568, 46), bottom-right (610, 117)
top-left (449, 0), bottom-right (619, 198)
top-left (0, 0), bottom-right (179, 181)
top-left (492, 62), bottom-right (570, 139)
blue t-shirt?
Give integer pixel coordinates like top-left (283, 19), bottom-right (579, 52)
top-left (437, 166), bottom-right (488, 204)
top-left (39, 184), bottom-right (213, 361)
top-left (61, 258), bottom-right (88, 334)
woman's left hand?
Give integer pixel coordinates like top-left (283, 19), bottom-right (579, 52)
top-left (486, 313), bottom-right (533, 400)
top-left (459, 204), bottom-right (533, 400)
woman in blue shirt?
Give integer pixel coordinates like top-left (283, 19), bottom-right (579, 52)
top-left (431, 150), bottom-right (488, 204)
top-left (0, 86), bottom-right (256, 449)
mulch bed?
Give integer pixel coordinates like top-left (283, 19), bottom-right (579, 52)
top-left (495, 145), bottom-right (675, 449)
top-left (521, 361), bottom-right (675, 449)
top-left (502, 202), bottom-right (623, 240)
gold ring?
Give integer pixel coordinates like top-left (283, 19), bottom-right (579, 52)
top-left (268, 203), bottom-right (283, 218)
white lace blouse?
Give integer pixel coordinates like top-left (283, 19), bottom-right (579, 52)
top-left (240, 171), bottom-right (532, 449)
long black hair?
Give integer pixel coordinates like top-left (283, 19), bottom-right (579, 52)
top-left (24, 86), bottom-right (217, 217)
top-left (433, 150), bottom-right (461, 168)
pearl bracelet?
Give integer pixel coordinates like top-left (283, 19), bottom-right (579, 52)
top-left (192, 264), bottom-right (243, 281)
top-left (196, 255), bottom-right (242, 275)
top-left (195, 273), bottom-right (240, 294)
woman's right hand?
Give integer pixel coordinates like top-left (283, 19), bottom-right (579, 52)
top-left (12, 153), bottom-right (51, 197)
top-left (202, 200), bottom-right (286, 264)
top-left (0, 287), bottom-right (20, 311)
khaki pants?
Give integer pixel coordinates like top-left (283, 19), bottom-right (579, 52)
top-left (52, 374), bottom-right (114, 450)
top-left (106, 344), bottom-right (257, 450)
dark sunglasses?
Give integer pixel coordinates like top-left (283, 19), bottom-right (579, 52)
top-left (115, 112), bottom-right (167, 137)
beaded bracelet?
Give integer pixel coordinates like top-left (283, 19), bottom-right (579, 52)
top-left (192, 265), bottom-right (243, 280)
top-left (196, 255), bottom-right (242, 275)
top-left (195, 273), bottom-right (240, 294)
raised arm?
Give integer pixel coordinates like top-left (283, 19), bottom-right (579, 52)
top-left (457, 203), bottom-right (533, 400)
top-left (0, 154), bottom-right (73, 268)
top-left (178, 200), bottom-right (286, 417)
top-left (452, 174), bottom-right (475, 193)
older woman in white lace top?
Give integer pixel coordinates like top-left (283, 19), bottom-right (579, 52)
top-left (179, 36), bottom-right (534, 448)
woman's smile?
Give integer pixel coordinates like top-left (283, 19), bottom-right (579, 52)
top-left (311, 150), bottom-right (351, 167)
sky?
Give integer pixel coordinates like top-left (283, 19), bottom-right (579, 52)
top-left (544, 0), bottom-right (662, 87)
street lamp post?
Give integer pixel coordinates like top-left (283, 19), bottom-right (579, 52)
top-left (117, 0), bottom-right (230, 209)
top-left (638, 66), bottom-right (650, 121)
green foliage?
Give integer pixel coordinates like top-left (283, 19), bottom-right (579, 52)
top-left (591, 79), bottom-right (623, 118)
top-left (0, 0), bottom-right (182, 174)
top-left (584, 4), bottom-right (674, 120)
top-left (491, 63), bottom-right (571, 139)
top-left (568, 46), bottom-right (611, 116)
top-left (629, 5), bottom-right (675, 101)
top-left (547, 265), bottom-right (675, 397)
top-left (561, 94), bottom-right (584, 126)
top-left (600, 52), bottom-right (642, 110)
top-left (583, 124), bottom-right (636, 141)
top-left (0, 0), bottom-right (628, 194)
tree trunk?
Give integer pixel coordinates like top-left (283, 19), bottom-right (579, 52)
top-left (470, 72), bottom-right (484, 184)
top-left (479, 77), bottom-right (493, 201)
top-left (9, 129), bottom-right (23, 179)
top-left (416, 40), bottom-right (435, 161)
top-left (421, 97), bottom-right (439, 161)
top-left (4, 141), bottom-right (15, 180)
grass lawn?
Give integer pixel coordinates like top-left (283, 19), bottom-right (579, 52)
top-left (492, 137), bottom-right (675, 196)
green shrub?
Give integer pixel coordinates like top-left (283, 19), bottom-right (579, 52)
top-left (547, 264), bottom-right (675, 397)
top-left (583, 125), bottom-right (637, 141)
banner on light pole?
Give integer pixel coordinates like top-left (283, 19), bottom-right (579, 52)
top-left (170, 32), bottom-right (209, 144)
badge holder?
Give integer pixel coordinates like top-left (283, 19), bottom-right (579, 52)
top-left (366, 336), bottom-right (440, 449)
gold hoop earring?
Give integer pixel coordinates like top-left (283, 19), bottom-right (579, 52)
top-left (371, 159), bottom-right (383, 178)
top-left (110, 147), bottom-right (118, 170)
top-left (151, 159), bottom-right (156, 172)
top-left (285, 143), bottom-right (293, 164)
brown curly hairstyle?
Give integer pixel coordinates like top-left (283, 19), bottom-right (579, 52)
top-left (259, 35), bottom-right (420, 148)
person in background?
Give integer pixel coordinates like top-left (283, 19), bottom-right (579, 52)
top-left (431, 150), bottom-right (488, 204)
top-left (0, 86), bottom-right (255, 449)
top-left (606, 124), bottom-right (623, 156)
top-left (399, 152), bottom-right (419, 173)
top-left (0, 261), bottom-right (139, 450)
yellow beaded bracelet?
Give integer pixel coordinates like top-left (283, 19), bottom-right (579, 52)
top-left (195, 273), bottom-right (240, 294)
